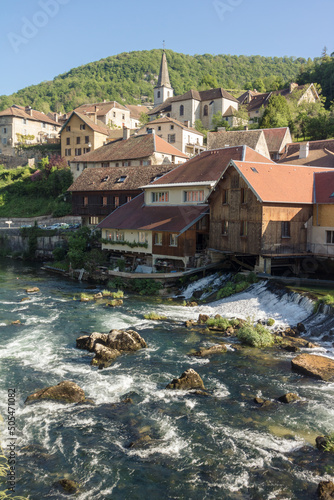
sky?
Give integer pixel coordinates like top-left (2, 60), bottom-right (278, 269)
top-left (1, 0), bottom-right (333, 96)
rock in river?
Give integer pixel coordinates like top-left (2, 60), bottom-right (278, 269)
top-left (25, 381), bottom-right (85, 404)
top-left (106, 329), bottom-right (147, 351)
top-left (291, 353), bottom-right (334, 381)
top-left (317, 481), bottom-right (334, 499)
top-left (166, 368), bottom-right (205, 390)
top-left (91, 344), bottom-right (121, 369)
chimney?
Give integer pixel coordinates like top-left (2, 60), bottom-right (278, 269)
top-left (289, 82), bottom-right (298, 93)
top-left (25, 106), bottom-right (33, 116)
top-left (184, 120), bottom-right (190, 128)
top-left (53, 113), bottom-right (58, 123)
top-left (244, 125), bottom-right (249, 131)
top-left (299, 142), bottom-right (309, 159)
top-left (123, 127), bottom-right (131, 140)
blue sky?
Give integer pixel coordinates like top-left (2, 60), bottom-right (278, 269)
top-left (1, 0), bottom-right (333, 96)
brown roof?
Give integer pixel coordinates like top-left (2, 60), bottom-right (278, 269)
top-left (231, 160), bottom-right (332, 204)
top-left (314, 171), bottom-right (334, 204)
top-left (97, 192), bottom-right (208, 233)
top-left (238, 90), bottom-right (262, 105)
top-left (199, 88), bottom-right (239, 103)
top-left (141, 116), bottom-right (204, 135)
top-left (71, 133), bottom-right (187, 163)
top-left (222, 105), bottom-right (237, 117)
top-left (125, 104), bottom-right (149, 120)
top-left (207, 129), bottom-right (265, 151)
top-left (59, 111), bottom-right (111, 136)
top-left (246, 93), bottom-right (271, 112)
top-left (147, 97), bottom-right (174, 116)
top-left (245, 84), bottom-right (318, 113)
top-left (0, 105), bottom-right (61, 127)
top-left (74, 101), bottom-right (128, 116)
top-left (279, 140), bottom-right (334, 168)
top-left (147, 146), bottom-right (272, 186)
top-left (261, 127), bottom-right (290, 153)
top-left (68, 164), bottom-right (175, 193)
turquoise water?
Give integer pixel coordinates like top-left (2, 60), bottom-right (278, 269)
top-left (0, 259), bottom-right (333, 499)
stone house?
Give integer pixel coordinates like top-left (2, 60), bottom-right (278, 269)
top-left (70, 130), bottom-right (188, 180)
top-left (74, 101), bottom-right (131, 129)
top-left (0, 105), bottom-right (61, 155)
top-left (137, 116), bottom-right (205, 156)
top-left (60, 111), bottom-right (112, 163)
top-left (207, 129), bottom-right (270, 159)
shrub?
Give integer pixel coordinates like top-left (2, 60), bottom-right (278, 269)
top-left (116, 258), bottom-right (126, 271)
top-left (217, 283), bottom-right (235, 299)
top-left (107, 278), bottom-right (125, 290)
top-left (131, 279), bottom-right (162, 296)
top-left (267, 318), bottom-right (275, 326)
top-left (237, 320), bottom-right (274, 348)
top-left (111, 290), bottom-right (124, 299)
top-left (323, 434), bottom-right (334, 452)
top-left (206, 317), bottom-right (233, 330)
top-left (235, 281), bottom-right (249, 293)
top-left (144, 312), bottom-right (167, 320)
top-left (53, 246), bottom-right (67, 261)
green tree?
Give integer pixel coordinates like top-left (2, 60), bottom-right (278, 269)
top-left (211, 112), bottom-right (229, 131)
top-left (139, 112), bottom-right (149, 126)
top-left (260, 95), bottom-right (292, 129)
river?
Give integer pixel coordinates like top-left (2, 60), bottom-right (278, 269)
top-left (0, 259), bottom-right (333, 499)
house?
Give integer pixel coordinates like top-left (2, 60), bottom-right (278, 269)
top-left (137, 116), bottom-right (205, 156)
top-left (70, 129), bottom-right (188, 180)
top-left (207, 129), bottom-right (270, 159)
top-left (125, 104), bottom-right (150, 129)
top-left (279, 139), bottom-right (334, 168)
top-left (68, 163), bottom-right (175, 226)
top-left (208, 160), bottom-right (332, 273)
top-left (0, 105), bottom-right (61, 155)
top-left (149, 51), bottom-right (239, 129)
top-left (261, 127), bottom-right (292, 160)
top-left (96, 145), bottom-right (272, 271)
top-left (239, 83), bottom-right (320, 123)
top-left (74, 101), bottom-right (131, 129)
top-left (60, 111), bottom-right (112, 163)
top-left (307, 170), bottom-right (334, 256)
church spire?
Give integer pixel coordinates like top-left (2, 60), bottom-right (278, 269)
top-left (156, 50), bottom-right (172, 89)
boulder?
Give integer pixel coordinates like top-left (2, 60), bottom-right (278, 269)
top-left (94, 292), bottom-right (103, 300)
top-left (56, 479), bottom-right (80, 494)
top-left (76, 335), bottom-right (90, 350)
top-left (198, 314), bottom-right (209, 324)
top-left (25, 381), bottom-right (85, 404)
top-left (26, 287), bottom-right (39, 293)
top-left (20, 297), bottom-right (30, 302)
top-left (297, 322), bottom-right (306, 333)
top-left (91, 344), bottom-right (120, 369)
top-left (191, 344), bottom-right (227, 357)
top-left (86, 332), bottom-right (108, 352)
top-left (166, 368), bottom-right (205, 390)
top-left (291, 354), bottom-right (334, 381)
top-left (106, 329), bottom-right (147, 352)
top-left (317, 481), bottom-right (334, 499)
top-left (277, 393), bottom-right (300, 404)
top-left (11, 320), bottom-right (21, 325)
top-left (107, 299), bottom-right (124, 307)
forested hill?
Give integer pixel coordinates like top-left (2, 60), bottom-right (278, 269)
top-left (0, 50), bottom-right (308, 114)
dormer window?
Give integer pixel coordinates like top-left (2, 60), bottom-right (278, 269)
top-left (152, 191), bottom-right (169, 202)
top-left (101, 175), bottom-right (110, 182)
top-left (184, 190), bottom-right (204, 202)
top-left (116, 175), bottom-right (127, 183)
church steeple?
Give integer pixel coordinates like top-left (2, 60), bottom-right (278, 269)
top-left (154, 49), bottom-right (174, 107)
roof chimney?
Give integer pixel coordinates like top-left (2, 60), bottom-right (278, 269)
top-left (299, 142), bottom-right (309, 159)
top-left (25, 106), bottom-right (33, 116)
top-left (123, 127), bottom-right (131, 140)
top-left (184, 120), bottom-right (190, 128)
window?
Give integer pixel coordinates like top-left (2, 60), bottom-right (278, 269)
top-left (138, 232), bottom-right (147, 243)
top-left (115, 231), bottom-right (124, 241)
top-left (83, 162), bottom-right (87, 169)
top-left (2, 138), bottom-right (7, 145)
top-left (203, 105), bottom-right (208, 116)
top-left (170, 125), bottom-right (174, 130)
top-left (65, 148), bottom-right (71, 156)
top-left (106, 231), bottom-right (114, 241)
top-left (89, 216), bottom-right (99, 225)
top-left (114, 196), bottom-right (119, 207)
top-left (326, 231), bottom-right (334, 244)
top-left (76, 164), bottom-right (80, 171)
top-left (76, 137), bottom-right (81, 144)
top-left (168, 134), bottom-right (176, 143)
top-left (222, 189), bottom-right (228, 204)
top-left (115, 162), bottom-right (119, 167)
top-left (66, 125), bottom-right (71, 132)
top-left (80, 124), bottom-right (86, 130)
top-left (241, 188), bottom-right (247, 204)
top-left (154, 233), bottom-right (162, 245)
top-left (75, 148), bottom-right (82, 155)
top-left (116, 175), bottom-right (127, 183)
top-left (222, 221), bottom-right (228, 235)
top-left (184, 190), bottom-right (204, 202)
top-left (127, 195), bottom-right (132, 202)
top-left (122, 114), bottom-right (125, 120)
top-left (170, 234), bottom-right (178, 247)
top-left (122, 161), bottom-right (131, 166)
top-left (113, 112), bottom-right (116, 117)
top-left (282, 221), bottom-right (291, 238)
top-left (83, 196), bottom-right (88, 206)
top-left (180, 105), bottom-right (184, 116)
top-left (240, 221), bottom-right (247, 237)
top-left (83, 148), bottom-right (90, 154)
top-left (22, 118), bottom-right (27, 125)
top-left (151, 192), bottom-right (169, 202)
top-left (3, 128), bottom-right (7, 134)
top-left (85, 136), bottom-right (89, 144)
top-left (102, 196), bottom-right (107, 206)
top-left (102, 162), bottom-right (109, 168)
top-left (66, 137), bottom-right (70, 145)
top-left (231, 175), bottom-right (239, 189)
top-left (42, 122), bottom-right (46, 128)
top-left (157, 91), bottom-right (161, 98)
top-left (158, 126), bottom-right (161, 131)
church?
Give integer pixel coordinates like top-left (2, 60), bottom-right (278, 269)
top-left (148, 51), bottom-right (240, 129)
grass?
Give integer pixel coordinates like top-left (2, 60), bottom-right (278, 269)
top-left (324, 434), bottom-right (334, 452)
top-left (144, 312), bottom-right (168, 320)
top-left (206, 317), bottom-right (239, 330)
top-left (237, 319), bottom-right (274, 348)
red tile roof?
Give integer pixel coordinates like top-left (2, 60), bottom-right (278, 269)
top-left (0, 105), bottom-right (61, 127)
top-left (279, 140), bottom-right (334, 168)
top-left (71, 133), bottom-right (187, 163)
top-left (146, 146), bottom-right (272, 186)
top-left (314, 171), bottom-right (334, 204)
top-left (97, 193), bottom-right (208, 232)
top-left (231, 161), bottom-right (332, 204)
top-left (67, 164), bottom-right (176, 192)
top-left (262, 127), bottom-right (290, 153)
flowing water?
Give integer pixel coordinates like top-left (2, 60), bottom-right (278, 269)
top-left (0, 259), bottom-right (333, 499)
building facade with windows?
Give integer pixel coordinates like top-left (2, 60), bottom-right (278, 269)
top-left (0, 105), bottom-right (61, 155)
top-left (74, 101), bottom-right (131, 129)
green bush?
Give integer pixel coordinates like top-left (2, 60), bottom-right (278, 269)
top-left (107, 278), bottom-right (125, 290)
top-left (267, 318), bottom-right (275, 326)
top-left (217, 283), bottom-right (236, 299)
top-left (206, 317), bottom-right (233, 330)
top-left (237, 320), bottom-right (274, 348)
top-left (144, 312), bottom-right (167, 320)
top-left (131, 279), bottom-right (162, 296)
top-left (53, 246), bottom-right (67, 261)
top-left (323, 434), bottom-right (334, 452)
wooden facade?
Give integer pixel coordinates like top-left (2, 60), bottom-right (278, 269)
top-left (209, 165), bottom-right (312, 258)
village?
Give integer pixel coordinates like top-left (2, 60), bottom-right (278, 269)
top-left (0, 50), bottom-right (333, 279)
